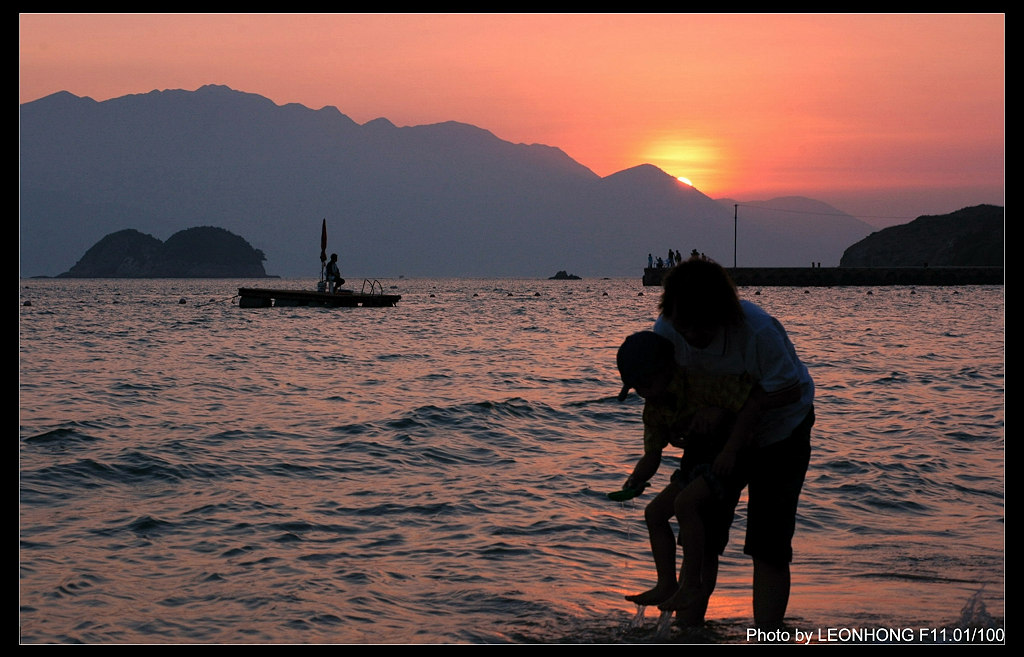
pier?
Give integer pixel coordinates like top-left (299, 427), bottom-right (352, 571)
top-left (642, 266), bottom-right (1004, 287)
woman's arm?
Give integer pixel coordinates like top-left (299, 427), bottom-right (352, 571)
top-left (712, 383), bottom-right (800, 476)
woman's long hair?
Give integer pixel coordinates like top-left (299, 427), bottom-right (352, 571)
top-left (658, 257), bottom-right (744, 329)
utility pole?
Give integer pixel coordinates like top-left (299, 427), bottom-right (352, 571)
top-left (733, 204), bottom-right (738, 269)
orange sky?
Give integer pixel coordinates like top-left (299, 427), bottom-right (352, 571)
top-left (19, 13), bottom-right (1005, 224)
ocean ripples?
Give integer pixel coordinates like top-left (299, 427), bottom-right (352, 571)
top-left (19, 279), bottom-right (1003, 643)
top-left (22, 425), bottom-right (102, 446)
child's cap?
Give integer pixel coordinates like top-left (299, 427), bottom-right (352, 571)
top-left (616, 331), bottom-right (674, 401)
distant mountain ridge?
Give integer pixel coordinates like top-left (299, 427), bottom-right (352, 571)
top-left (21, 84), bottom-right (879, 277)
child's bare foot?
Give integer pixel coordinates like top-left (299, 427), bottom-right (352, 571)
top-left (624, 582), bottom-right (676, 606)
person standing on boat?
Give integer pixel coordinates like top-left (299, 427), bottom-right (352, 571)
top-left (325, 253), bottom-right (345, 293)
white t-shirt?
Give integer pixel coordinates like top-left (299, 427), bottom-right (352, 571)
top-left (653, 300), bottom-right (814, 447)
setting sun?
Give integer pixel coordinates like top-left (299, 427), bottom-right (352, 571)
top-left (19, 14), bottom-right (1004, 220)
top-left (677, 176), bottom-right (693, 186)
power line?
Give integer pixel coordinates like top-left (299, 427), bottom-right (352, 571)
top-left (732, 202), bottom-right (916, 221)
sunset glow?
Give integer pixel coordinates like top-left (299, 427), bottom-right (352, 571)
top-left (19, 13), bottom-right (1004, 222)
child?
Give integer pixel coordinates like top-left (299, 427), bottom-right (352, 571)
top-left (615, 331), bottom-right (753, 624)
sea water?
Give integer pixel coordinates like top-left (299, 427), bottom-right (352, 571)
top-left (19, 278), bottom-right (1004, 644)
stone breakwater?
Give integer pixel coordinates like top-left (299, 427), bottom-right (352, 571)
top-left (642, 266), bottom-right (1004, 287)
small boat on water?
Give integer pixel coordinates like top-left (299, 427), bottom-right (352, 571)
top-left (238, 282), bottom-right (400, 308)
top-left (238, 219), bottom-right (401, 308)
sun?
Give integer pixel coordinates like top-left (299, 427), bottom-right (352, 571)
top-left (677, 176), bottom-right (693, 186)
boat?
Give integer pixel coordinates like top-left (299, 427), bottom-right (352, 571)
top-left (237, 218), bottom-right (401, 308)
top-left (237, 282), bottom-right (401, 308)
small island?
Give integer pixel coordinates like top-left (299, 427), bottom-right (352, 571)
top-left (57, 226), bottom-right (274, 278)
top-left (548, 270), bottom-right (581, 280)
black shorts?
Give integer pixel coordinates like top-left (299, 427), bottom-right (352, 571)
top-left (743, 407), bottom-right (814, 564)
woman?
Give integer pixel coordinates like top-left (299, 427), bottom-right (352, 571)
top-left (653, 257), bottom-right (815, 630)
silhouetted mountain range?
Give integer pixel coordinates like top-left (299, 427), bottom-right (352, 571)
top-left (21, 84), bottom-right (878, 278)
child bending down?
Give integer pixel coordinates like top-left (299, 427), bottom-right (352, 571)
top-left (615, 331), bottom-right (754, 625)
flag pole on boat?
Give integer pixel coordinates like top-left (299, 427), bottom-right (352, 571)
top-left (320, 218), bottom-right (328, 284)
